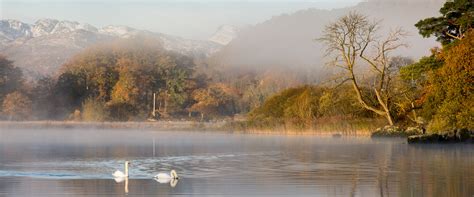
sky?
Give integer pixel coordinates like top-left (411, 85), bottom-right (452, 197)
top-left (0, 0), bottom-right (361, 40)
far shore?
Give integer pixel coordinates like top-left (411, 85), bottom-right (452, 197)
top-left (0, 121), bottom-right (375, 137)
top-left (0, 120), bottom-right (225, 131)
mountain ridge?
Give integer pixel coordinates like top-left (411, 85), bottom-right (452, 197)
top-left (0, 19), bottom-right (225, 79)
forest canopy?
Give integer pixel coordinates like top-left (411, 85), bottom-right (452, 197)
top-left (0, 38), bottom-right (239, 121)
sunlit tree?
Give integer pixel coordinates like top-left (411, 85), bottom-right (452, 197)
top-left (415, 0), bottom-right (473, 45)
top-left (425, 30), bottom-right (474, 131)
top-left (318, 12), bottom-right (408, 125)
top-left (2, 91), bottom-right (32, 121)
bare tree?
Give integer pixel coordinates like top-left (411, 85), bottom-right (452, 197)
top-left (318, 12), bottom-right (408, 125)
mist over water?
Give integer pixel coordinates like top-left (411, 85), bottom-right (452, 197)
top-left (0, 129), bottom-right (472, 196)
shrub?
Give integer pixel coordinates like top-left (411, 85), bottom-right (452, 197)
top-left (82, 98), bottom-right (108, 122)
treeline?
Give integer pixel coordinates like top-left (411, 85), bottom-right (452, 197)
top-left (0, 38), bottom-right (241, 121)
top-left (0, 38), bottom-right (305, 122)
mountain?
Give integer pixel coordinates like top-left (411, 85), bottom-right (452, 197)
top-left (209, 0), bottom-right (446, 80)
top-left (0, 19), bottom-right (222, 79)
top-left (209, 25), bottom-right (241, 45)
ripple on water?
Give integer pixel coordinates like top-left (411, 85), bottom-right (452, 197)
top-left (0, 152), bottom-right (286, 179)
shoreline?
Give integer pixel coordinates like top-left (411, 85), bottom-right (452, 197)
top-left (0, 121), bottom-right (224, 131)
top-left (2, 121), bottom-right (471, 142)
top-left (0, 121), bottom-right (374, 137)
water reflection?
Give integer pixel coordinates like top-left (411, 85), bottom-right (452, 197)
top-left (0, 129), bottom-right (472, 196)
top-left (155, 177), bottom-right (179, 188)
top-left (114, 177), bottom-right (129, 193)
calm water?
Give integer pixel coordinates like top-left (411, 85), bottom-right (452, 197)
top-left (0, 129), bottom-right (472, 196)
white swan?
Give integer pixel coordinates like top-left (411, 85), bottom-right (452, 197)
top-left (154, 170), bottom-right (179, 181)
top-left (113, 161), bottom-right (130, 178)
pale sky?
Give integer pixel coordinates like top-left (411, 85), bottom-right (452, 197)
top-left (0, 0), bottom-right (361, 39)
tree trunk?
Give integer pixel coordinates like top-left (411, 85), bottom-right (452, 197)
top-left (163, 91), bottom-right (169, 115)
top-left (374, 88), bottom-right (394, 126)
top-left (152, 93), bottom-right (156, 118)
top-left (350, 77), bottom-right (394, 126)
top-left (385, 111), bottom-right (394, 126)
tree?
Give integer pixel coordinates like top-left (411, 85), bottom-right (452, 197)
top-left (415, 0), bottom-right (474, 45)
top-left (424, 30), bottom-right (474, 131)
top-left (188, 85), bottom-right (233, 121)
top-left (155, 54), bottom-right (194, 116)
top-left (32, 77), bottom-right (56, 119)
top-left (55, 38), bottom-right (198, 120)
top-left (53, 72), bottom-right (87, 119)
top-left (399, 50), bottom-right (444, 84)
top-left (0, 55), bottom-right (23, 104)
top-left (2, 91), bottom-right (32, 120)
top-left (397, 50), bottom-right (444, 124)
top-left (111, 66), bottom-right (139, 105)
top-left (318, 12), bottom-right (408, 125)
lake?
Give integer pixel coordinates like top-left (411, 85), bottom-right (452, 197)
top-left (0, 128), bottom-right (473, 196)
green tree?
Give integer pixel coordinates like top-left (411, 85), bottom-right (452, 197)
top-left (397, 50), bottom-right (444, 124)
top-left (415, 0), bottom-right (474, 45)
top-left (399, 50), bottom-right (444, 84)
top-left (155, 54), bottom-right (194, 116)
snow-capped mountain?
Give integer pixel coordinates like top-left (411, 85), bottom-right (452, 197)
top-left (209, 25), bottom-right (240, 45)
top-left (0, 20), bottom-right (32, 45)
top-left (0, 19), bottom-right (224, 79)
top-left (0, 19), bottom-right (99, 42)
top-left (98, 25), bottom-right (138, 38)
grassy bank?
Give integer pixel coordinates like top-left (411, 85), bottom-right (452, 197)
top-left (225, 118), bottom-right (386, 136)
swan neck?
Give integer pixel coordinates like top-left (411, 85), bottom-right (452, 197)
top-left (171, 170), bottom-right (177, 179)
top-left (125, 163), bottom-right (129, 177)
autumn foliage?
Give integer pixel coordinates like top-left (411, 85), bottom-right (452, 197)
top-left (2, 91), bottom-right (32, 120)
top-left (424, 30), bottom-right (474, 131)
